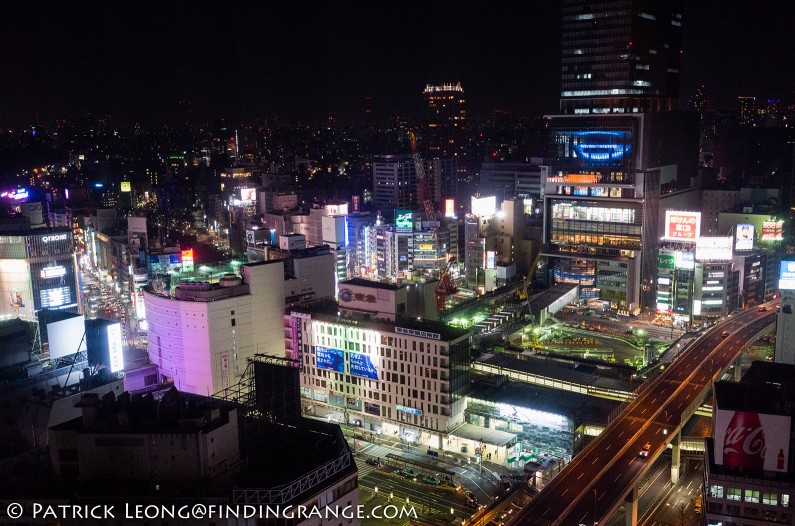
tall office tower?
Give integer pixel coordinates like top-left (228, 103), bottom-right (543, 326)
top-left (423, 83), bottom-right (467, 158)
top-left (737, 96), bottom-right (758, 126)
top-left (544, 0), bottom-right (698, 311)
top-left (424, 83), bottom-right (468, 198)
top-left (560, 0), bottom-right (683, 115)
top-left (372, 154), bottom-right (417, 212)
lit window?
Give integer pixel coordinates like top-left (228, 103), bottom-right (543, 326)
top-left (763, 492), bottom-right (778, 506)
top-left (745, 489), bottom-right (760, 503)
top-left (727, 488), bottom-right (742, 501)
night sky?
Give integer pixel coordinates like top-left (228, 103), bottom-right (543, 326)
top-left (1, 1), bottom-right (794, 125)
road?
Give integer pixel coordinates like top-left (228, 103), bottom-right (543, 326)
top-left (603, 457), bottom-right (703, 526)
top-left (509, 304), bottom-right (776, 526)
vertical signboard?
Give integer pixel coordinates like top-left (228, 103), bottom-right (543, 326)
top-left (107, 323), bottom-right (124, 373)
top-left (735, 224), bottom-right (754, 251)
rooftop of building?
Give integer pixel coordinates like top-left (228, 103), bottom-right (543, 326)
top-left (0, 219), bottom-right (71, 236)
top-left (468, 374), bottom-right (618, 425)
top-left (715, 361), bottom-right (795, 415)
top-left (476, 352), bottom-right (634, 395)
top-left (722, 203), bottom-right (783, 216)
top-left (238, 417), bottom-right (356, 499)
top-left (293, 299), bottom-right (470, 342)
top-left (49, 387), bottom-right (237, 435)
top-left (342, 277), bottom-right (402, 291)
top-left (145, 274), bottom-right (250, 302)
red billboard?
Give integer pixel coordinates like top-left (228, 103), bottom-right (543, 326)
top-left (762, 220), bottom-right (784, 241)
top-left (665, 211), bottom-right (701, 241)
top-left (714, 408), bottom-right (790, 472)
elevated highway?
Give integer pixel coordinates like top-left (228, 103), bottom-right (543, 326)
top-left (510, 304), bottom-right (776, 526)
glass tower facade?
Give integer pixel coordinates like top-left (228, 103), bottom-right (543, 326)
top-left (560, 0), bottom-right (683, 115)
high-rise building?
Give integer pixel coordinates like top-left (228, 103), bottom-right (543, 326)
top-left (560, 0), bottom-right (683, 115)
top-left (738, 96), bottom-right (758, 126)
top-left (143, 261), bottom-right (286, 396)
top-left (545, 0), bottom-right (698, 310)
top-left (424, 83), bottom-right (468, 200)
top-left (423, 83), bottom-right (467, 158)
top-left (372, 154), bottom-right (416, 212)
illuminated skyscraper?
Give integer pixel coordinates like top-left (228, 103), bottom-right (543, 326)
top-left (423, 83), bottom-right (467, 158)
top-left (543, 0), bottom-right (699, 311)
top-left (737, 96), bottom-right (757, 126)
top-left (423, 83), bottom-right (468, 200)
top-left (560, 0), bottom-right (683, 114)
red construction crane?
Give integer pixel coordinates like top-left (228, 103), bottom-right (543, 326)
top-left (408, 129), bottom-right (436, 221)
top-left (435, 257), bottom-right (458, 311)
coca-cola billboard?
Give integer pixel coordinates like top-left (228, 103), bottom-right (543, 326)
top-left (714, 408), bottom-right (790, 472)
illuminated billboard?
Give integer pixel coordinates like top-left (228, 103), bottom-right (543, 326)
top-left (120, 181), bottom-right (132, 193)
top-left (107, 323), bottom-right (124, 373)
top-left (395, 210), bottom-right (413, 232)
top-left (349, 352), bottom-right (379, 380)
top-left (735, 224), bottom-right (754, 251)
top-left (780, 261), bottom-right (795, 290)
top-left (471, 196), bottom-right (496, 217)
top-left (445, 199), bottom-right (456, 218)
top-left (47, 315), bottom-right (87, 359)
top-left (40, 287), bottom-right (72, 309)
top-left (696, 236), bottom-right (733, 261)
top-left (713, 408), bottom-right (790, 472)
top-left (658, 254), bottom-right (675, 269)
top-left (664, 211), bottom-right (701, 241)
top-left (674, 251), bottom-right (694, 270)
top-left (762, 220), bottom-right (784, 241)
top-left (40, 265), bottom-right (67, 279)
top-left (240, 188), bottom-right (257, 202)
top-left (181, 249), bottom-right (194, 273)
top-left (315, 346), bottom-right (344, 372)
top-left (572, 131), bottom-right (631, 162)
top-left (486, 251), bottom-right (496, 269)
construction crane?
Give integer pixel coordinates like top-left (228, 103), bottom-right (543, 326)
top-left (407, 129), bottom-right (436, 221)
top-left (435, 257), bottom-right (458, 311)
top-left (518, 250), bottom-right (543, 301)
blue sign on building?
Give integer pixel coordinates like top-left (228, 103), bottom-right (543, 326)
top-left (315, 346), bottom-right (345, 372)
top-left (349, 351), bottom-right (379, 380)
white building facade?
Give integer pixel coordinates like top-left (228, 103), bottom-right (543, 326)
top-left (292, 307), bottom-right (470, 449)
top-left (143, 261), bottom-right (285, 396)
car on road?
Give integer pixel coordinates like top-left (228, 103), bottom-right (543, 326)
top-left (721, 331), bottom-right (729, 337)
top-left (365, 458), bottom-right (381, 466)
top-left (422, 475), bottom-right (440, 485)
top-left (464, 498), bottom-right (480, 509)
top-left (639, 442), bottom-right (651, 457)
top-left (401, 468), bottom-right (419, 479)
top-left (758, 306), bottom-right (768, 312)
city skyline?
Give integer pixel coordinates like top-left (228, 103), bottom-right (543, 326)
top-left (1, 1), bottom-right (794, 125)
